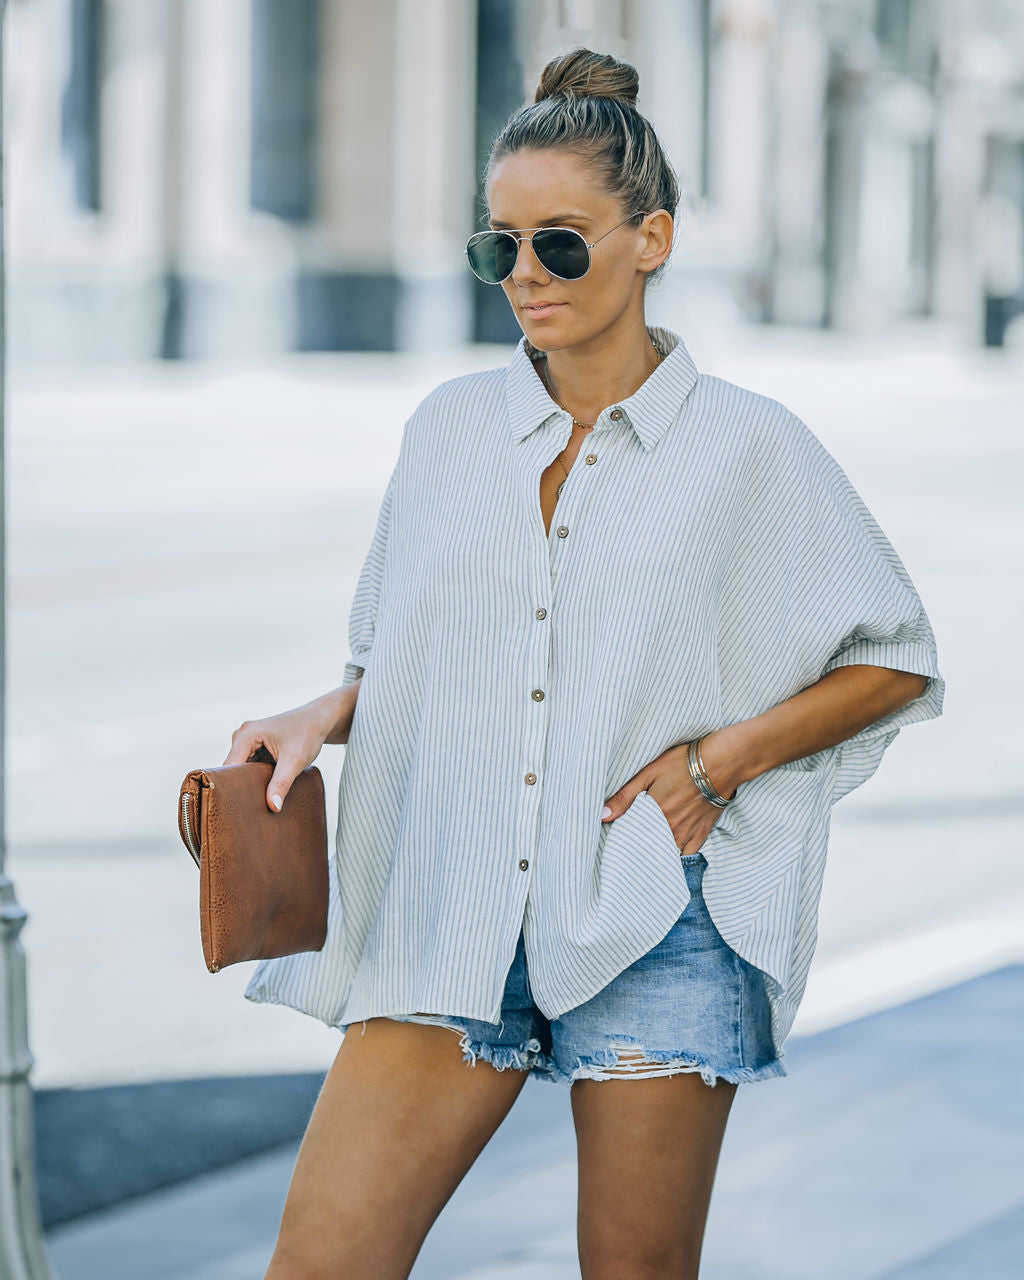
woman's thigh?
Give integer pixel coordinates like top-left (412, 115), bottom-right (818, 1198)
top-left (557, 853), bottom-right (782, 1279)
top-left (571, 1069), bottom-right (738, 1280)
top-left (265, 1015), bottom-right (530, 1280)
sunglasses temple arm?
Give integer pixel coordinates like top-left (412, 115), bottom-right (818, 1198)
top-left (589, 211), bottom-right (648, 248)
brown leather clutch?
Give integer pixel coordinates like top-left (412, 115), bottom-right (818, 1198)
top-left (177, 760), bottom-right (329, 973)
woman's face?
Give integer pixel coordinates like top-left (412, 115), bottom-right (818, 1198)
top-left (485, 147), bottom-right (664, 354)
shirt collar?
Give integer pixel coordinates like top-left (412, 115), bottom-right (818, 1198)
top-left (505, 325), bottom-right (699, 453)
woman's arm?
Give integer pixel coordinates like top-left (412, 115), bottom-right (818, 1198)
top-left (318, 680), bottom-right (362, 745)
top-left (603, 663), bottom-right (930, 854)
top-left (701, 665), bottom-right (930, 799)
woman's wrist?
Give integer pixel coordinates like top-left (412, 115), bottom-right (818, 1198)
top-left (696, 721), bottom-right (762, 800)
top-left (310, 682), bottom-right (360, 745)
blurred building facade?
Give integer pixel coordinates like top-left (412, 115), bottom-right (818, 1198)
top-left (5, 0), bottom-right (1024, 363)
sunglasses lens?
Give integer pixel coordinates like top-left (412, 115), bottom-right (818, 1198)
top-left (466, 232), bottom-right (518, 284)
top-left (533, 229), bottom-right (590, 280)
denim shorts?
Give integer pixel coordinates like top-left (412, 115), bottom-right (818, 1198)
top-left (380, 852), bottom-right (787, 1088)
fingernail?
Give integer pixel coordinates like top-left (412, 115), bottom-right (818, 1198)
top-left (600, 805), bottom-right (612, 819)
top-left (271, 794), bottom-right (282, 811)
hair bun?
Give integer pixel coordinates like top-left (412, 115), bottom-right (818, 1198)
top-left (534, 47), bottom-right (639, 108)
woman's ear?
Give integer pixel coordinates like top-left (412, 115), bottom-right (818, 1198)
top-left (638, 210), bottom-right (673, 275)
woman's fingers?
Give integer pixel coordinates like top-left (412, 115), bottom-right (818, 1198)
top-left (233, 733), bottom-right (311, 813)
top-left (222, 721), bottom-right (264, 767)
top-left (222, 734), bottom-right (303, 811)
top-left (266, 753), bottom-right (303, 812)
top-left (221, 711), bottom-right (326, 810)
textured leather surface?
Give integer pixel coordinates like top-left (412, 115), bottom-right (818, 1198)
top-left (176, 762), bottom-right (328, 973)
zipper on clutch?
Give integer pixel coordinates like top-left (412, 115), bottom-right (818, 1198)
top-left (181, 790), bottom-right (201, 867)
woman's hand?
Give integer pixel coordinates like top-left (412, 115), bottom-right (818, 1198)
top-left (599, 731), bottom-right (741, 857)
top-left (221, 686), bottom-right (356, 813)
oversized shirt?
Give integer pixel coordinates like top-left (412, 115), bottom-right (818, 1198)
top-left (244, 325), bottom-right (945, 1058)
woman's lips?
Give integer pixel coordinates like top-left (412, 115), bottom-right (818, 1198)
top-left (522, 302), bottom-right (566, 319)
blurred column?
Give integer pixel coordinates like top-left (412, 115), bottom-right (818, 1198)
top-left (303, 0), bottom-right (477, 352)
top-left (0, 4), bottom-right (60, 1274)
top-left (471, 0), bottom-right (528, 344)
top-left (392, 0), bottom-right (477, 351)
top-left (931, 0), bottom-right (1024, 343)
top-left (766, 6), bottom-right (829, 325)
top-left (162, 0), bottom-right (297, 358)
top-left (7, 0), bottom-right (169, 363)
top-left (157, 0), bottom-right (186, 357)
top-left (704, 0), bottom-right (776, 312)
top-left (823, 31), bottom-right (874, 329)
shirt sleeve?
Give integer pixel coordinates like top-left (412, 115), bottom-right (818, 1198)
top-left (341, 467), bottom-right (396, 688)
top-left (726, 407), bottom-right (945, 805)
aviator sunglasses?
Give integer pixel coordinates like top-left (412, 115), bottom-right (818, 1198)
top-left (465, 211), bottom-right (647, 285)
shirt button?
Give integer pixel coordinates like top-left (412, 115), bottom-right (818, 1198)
top-left (556, 525), bottom-right (569, 538)
top-left (535, 607), bottom-right (547, 619)
top-left (609, 408), bottom-right (623, 421)
top-left (531, 688), bottom-right (545, 701)
top-left (585, 453), bottom-right (597, 464)
top-left (519, 859), bottom-right (529, 871)
top-left (525, 773), bottom-right (537, 785)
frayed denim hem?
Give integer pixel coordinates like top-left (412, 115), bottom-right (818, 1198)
top-left (338, 1017), bottom-right (788, 1089)
top-left (530, 1038), bottom-right (789, 1089)
top-left (458, 1033), bottom-right (549, 1073)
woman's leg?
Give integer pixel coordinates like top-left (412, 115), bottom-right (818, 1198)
top-left (264, 1015), bottom-right (531, 1280)
top-left (571, 1067), bottom-right (738, 1280)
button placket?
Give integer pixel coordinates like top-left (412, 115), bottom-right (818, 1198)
top-left (546, 419), bottom-right (604, 545)
top-left (527, 408), bottom-right (610, 880)
top-left (521, 543), bottom-right (552, 882)
top-left (520, 411), bottom-right (612, 885)
top-left (523, 655), bottom-right (548, 875)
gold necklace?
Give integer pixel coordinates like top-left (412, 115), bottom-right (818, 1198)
top-left (541, 341), bottom-right (665, 495)
top-left (537, 366), bottom-right (594, 494)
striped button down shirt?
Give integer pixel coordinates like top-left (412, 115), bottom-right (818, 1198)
top-left (244, 326), bottom-right (944, 1058)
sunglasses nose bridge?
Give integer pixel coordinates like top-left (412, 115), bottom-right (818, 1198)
top-left (508, 232), bottom-right (552, 285)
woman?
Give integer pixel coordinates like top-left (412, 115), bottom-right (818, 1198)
top-left (230, 48), bottom-right (944, 1280)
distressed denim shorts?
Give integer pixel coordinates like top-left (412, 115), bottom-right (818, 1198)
top-left (379, 852), bottom-right (787, 1088)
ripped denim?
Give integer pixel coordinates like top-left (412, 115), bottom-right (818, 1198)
top-left (371, 852), bottom-right (786, 1089)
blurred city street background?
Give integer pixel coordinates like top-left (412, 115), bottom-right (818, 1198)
top-left (2, 1), bottom-right (1023, 1278)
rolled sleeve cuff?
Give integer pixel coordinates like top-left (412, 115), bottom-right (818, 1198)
top-left (823, 637), bottom-right (940, 680)
top-left (342, 651), bottom-right (371, 688)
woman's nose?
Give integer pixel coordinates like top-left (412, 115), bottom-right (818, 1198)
top-left (510, 236), bottom-right (550, 287)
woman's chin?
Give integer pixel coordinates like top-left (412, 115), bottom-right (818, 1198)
top-left (520, 317), bottom-right (577, 350)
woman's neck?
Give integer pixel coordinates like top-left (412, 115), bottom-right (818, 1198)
top-left (533, 319), bottom-right (663, 426)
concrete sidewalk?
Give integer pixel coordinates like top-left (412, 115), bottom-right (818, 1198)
top-left (43, 963), bottom-right (1024, 1280)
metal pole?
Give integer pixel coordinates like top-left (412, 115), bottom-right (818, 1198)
top-left (0, 0), bottom-right (60, 1272)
